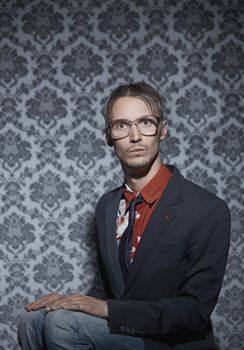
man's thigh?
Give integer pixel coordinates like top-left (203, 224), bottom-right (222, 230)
top-left (44, 310), bottom-right (145, 350)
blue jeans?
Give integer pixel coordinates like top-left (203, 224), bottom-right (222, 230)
top-left (17, 309), bottom-right (145, 350)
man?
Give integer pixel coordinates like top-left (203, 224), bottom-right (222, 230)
top-left (18, 82), bottom-right (230, 350)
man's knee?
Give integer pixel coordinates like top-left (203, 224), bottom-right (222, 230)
top-left (43, 310), bottom-right (81, 346)
top-left (18, 310), bottom-right (46, 344)
top-left (18, 310), bottom-right (43, 330)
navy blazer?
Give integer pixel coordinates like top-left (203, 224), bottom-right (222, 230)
top-left (88, 166), bottom-right (230, 350)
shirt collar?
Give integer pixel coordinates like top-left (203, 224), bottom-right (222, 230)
top-left (123, 164), bottom-right (172, 205)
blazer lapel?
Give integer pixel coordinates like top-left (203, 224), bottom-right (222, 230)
top-left (124, 170), bottom-right (183, 294)
top-left (105, 187), bottom-right (125, 297)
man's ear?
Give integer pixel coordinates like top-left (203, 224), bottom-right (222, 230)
top-left (160, 120), bottom-right (168, 140)
top-left (106, 132), bottom-right (114, 147)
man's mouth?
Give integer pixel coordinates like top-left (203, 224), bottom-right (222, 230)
top-left (128, 146), bottom-right (147, 153)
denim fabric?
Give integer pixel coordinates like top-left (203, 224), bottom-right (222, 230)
top-left (17, 309), bottom-right (145, 350)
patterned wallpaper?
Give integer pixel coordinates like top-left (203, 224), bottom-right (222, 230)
top-left (0, 0), bottom-right (243, 349)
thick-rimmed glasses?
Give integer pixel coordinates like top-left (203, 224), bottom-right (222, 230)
top-left (106, 115), bottom-right (161, 140)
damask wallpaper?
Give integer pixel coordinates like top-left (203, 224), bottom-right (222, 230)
top-left (0, 0), bottom-right (243, 349)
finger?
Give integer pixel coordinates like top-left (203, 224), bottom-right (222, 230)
top-left (46, 296), bottom-right (68, 311)
top-left (49, 298), bottom-right (86, 311)
top-left (49, 295), bottom-right (85, 307)
top-left (45, 295), bottom-right (92, 312)
top-left (46, 298), bottom-right (74, 311)
top-left (61, 302), bottom-right (87, 312)
top-left (26, 293), bottom-right (63, 311)
top-left (26, 297), bottom-right (49, 311)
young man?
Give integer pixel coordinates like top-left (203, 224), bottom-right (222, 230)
top-left (18, 82), bottom-right (230, 350)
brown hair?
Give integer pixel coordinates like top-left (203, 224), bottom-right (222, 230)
top-left (104, 82), bottom-right (164, 123)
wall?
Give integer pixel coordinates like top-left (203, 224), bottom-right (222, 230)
top-left (0, 0), bottom-right (243, 349)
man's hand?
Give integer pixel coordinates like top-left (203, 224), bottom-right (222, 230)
top-left (25, 293), bottom-right (64, 311)
top-left (25, 293), bottom-right (108, 319)
top-left (48, 295), bottom-right (108, 319)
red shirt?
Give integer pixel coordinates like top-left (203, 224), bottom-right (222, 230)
top-left (116, 164), bottom-right (172, 261)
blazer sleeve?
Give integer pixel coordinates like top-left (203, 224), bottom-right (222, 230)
top-left (87, 262), bottom-right (107, 300)
top-left (106, 199), bottom-right (231, 338)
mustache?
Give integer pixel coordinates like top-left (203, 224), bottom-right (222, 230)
top-left (127, 145), bottom-right (148, 152)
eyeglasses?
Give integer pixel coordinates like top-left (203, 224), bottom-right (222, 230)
top-left (106, 115), bottom-right (161, 140)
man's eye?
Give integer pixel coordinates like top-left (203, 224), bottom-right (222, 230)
top-left (115, 122), bottom-right (127, 129)
top-left (140, 119), bottom-right (153, 126)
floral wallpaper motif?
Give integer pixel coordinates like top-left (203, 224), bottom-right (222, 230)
top-left (0, 1), bottom-right (243, 349)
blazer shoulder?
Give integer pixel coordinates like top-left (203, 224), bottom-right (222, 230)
top-left (96, 186), bottom-right (122, 210)
top-left (180, 173), bottom-right (230, 215)
top-left (169, 166), bottom-right (229, 214)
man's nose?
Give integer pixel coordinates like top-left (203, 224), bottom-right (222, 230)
top-left (129, 124), bottom-right (142, 142)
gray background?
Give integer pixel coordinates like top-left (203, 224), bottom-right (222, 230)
top-left (0, 0), bottom-right (243, 349)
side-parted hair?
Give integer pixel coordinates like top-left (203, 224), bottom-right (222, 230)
top-left (104, 82), bottom-right (164, 123)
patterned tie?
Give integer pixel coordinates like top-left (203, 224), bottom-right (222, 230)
top-left (119, 194), bottom-right (144, 280)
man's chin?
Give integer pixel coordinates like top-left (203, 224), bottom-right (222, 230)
top-left (124, 159), bottom-right (151, 170)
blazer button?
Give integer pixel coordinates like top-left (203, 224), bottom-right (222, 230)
top-left (131, 328), bottom-right (135, 333)
top-left (120, 326), bottom-right (125, 332)
top-left (126, 327), bottom-right (130, 333)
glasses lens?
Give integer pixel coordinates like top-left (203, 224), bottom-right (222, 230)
top-left (137, 117), bottom-right (158, 135)
top-left (110, 120), bottom-right (130, 139)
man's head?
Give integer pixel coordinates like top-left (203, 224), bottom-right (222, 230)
top-left (104, 82), bottom-right (167, 176)
top-left (104, 82), bottom-right (164, 124)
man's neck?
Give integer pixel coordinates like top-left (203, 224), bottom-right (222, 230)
top-left (123, 160), bottom-right (162, 193)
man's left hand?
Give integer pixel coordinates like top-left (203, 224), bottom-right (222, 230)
top-left (46, 294), bottom-right (108, 319)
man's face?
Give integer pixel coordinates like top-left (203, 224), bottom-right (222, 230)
top-left (107, 96), bottom-right (167, 172)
